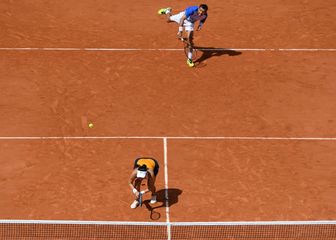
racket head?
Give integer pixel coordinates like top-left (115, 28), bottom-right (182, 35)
top-left (183, 42), bottom-right (197, 61)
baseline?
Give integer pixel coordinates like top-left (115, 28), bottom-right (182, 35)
top-left (0, 48), bottom-right (336, 52)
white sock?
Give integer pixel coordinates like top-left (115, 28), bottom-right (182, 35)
top-left (188, 51), bottom-right (193, 60)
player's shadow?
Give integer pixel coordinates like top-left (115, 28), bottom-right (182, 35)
top-left (143, 188), bottom-right (182, 209)
top-left (194, 46), bottom-right (242, 64)
top-left (143, 188), bottom-right (182, 221)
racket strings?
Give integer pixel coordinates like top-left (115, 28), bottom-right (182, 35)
top-left (184, 45), bottom-right (197, 60)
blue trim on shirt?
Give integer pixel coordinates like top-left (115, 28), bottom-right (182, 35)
top-left (185, 6), bottom-right (198, 18)
top-left (185, 6), bottom-right (208, 25)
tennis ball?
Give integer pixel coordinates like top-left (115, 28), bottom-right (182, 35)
top-left (88, 123), bottom-right (94, 128)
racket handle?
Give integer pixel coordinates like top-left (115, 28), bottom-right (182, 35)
top-left (138, 193), bottom-right (143, 207)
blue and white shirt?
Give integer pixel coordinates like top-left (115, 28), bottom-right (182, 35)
top-left (185, 6), bottom-right (208, 26)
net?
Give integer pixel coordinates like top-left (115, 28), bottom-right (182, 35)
top-left (0, 220), bottom-right (335, 240)
top-left (171, 222), bottom-right (336, 239)
top-left (0, 221), bottom-right (167, 240)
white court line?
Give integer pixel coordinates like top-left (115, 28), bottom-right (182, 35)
top-left (0, 219), bottom-right (335, 225)
top-left (0, 136), bottom-right (336, 141)
top-left (163, 138), bottom-right (171, 240)
top-left (0, 219), bottom-right (336, 226)
top-left (0, 47), bottom-right (336, 52)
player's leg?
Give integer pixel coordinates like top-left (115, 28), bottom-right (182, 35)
top-left (183, 20), bottom-right (195, 67)
top-left (158, 7), bottom-right (172, 22)
top-left (149, 160), bottom-right (159, 204)
top-left (133, 178), bottom-right (141, 193)
top-left (167, 11), bottom-right (185, 24)
top-left (133, 160), bottom-right (140, 194)
top-left (130, 158), bottom-right (142, 209)
top-left (186, 31), bottom-right (195, 67)
top-left (148, 176), bottom-right (157, 204)
top-left (130, 178), bottom-right (142, 209)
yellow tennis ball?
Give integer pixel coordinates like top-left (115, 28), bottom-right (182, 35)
top-left (88, 123), bottom-right (94, 128)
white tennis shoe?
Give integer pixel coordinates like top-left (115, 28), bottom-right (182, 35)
top-left (130, 200), bottom-right (139, 209)
top-left (150, 195), bottom-right (157, 204)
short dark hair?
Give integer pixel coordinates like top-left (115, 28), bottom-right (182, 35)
top-left (199, 4), bottom-right (208, 11)
top-left (138, 164), bottom-right (147, 171)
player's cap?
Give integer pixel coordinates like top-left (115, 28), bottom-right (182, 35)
top-left (137, 170), bottom-right (147, 178)
top-left (137, 164), bottom-right (147, 178)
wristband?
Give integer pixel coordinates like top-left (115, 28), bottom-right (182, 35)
top-left (140, 190), bottom-right (145, 194)
top-left (178, 26), bottom-right (183, 32)
top-left (132, 188), bottom-right (138, 194)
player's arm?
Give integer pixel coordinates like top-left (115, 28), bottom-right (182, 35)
top-left (145, 170), bottom-right (156, 194)
top-left (147, 169), bottom-right (156, 184)
top-left (197, 15), bottom-right (207, 31)
top-left (177, 13), bottom-right (187, 37)
top-left (136, 169), bottom-right (155, 194)
top-left (128, 169), bottom-right (138, 192)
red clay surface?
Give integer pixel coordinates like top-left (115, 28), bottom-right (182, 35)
top-left (0, 139), bottom-right (166, 221)
top-left (1, 0), bottom-right (336, 49)
top-left (168, 139), bottom-right (336, 221)
top-left (0, 0), bottom-right (336, 224)
top-left (1, 51), bottom-right (335, 137)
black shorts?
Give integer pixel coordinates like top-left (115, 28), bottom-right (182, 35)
top-left (133, 157), bottom-right (159, 176)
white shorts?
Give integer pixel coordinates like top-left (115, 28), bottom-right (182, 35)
top-left (169, 11), bottom-right (194, 32)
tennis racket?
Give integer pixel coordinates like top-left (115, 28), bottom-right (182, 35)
top-left (179, 38), bottom-right (197, 61)
top-left (138, 192), bottom-right (143, 207)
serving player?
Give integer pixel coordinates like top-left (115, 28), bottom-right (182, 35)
top-left (158, 4), bottom-right (209, 67)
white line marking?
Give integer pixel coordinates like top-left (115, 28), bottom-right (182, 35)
top-left (163, 137), bottom-right (171, 240)
top-left (0, 219), bottom-right (167, 225)
top-left (0, 219), bottom-right (335, 225)
top-left (171, 220), bottom-right (336, 226)
top-left (0, 136), bottom-right (336, 141)
top-left (0, 47), bottom-right (336, 52)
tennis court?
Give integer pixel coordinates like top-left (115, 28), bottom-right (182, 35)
top-left (1, 0), bottom-right (336, 239)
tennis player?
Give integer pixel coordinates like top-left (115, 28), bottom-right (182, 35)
top-left (158, 4), bottom-right (208, 67)
top-left (128, 157), bottom-right (159, 209)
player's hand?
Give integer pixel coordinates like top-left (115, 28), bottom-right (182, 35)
top-left (197, 26), bottom-right (202, 31)
top-left (132, 188), bottom-right (139, 197)
top-left (177, 31), bottom-right (182, 38)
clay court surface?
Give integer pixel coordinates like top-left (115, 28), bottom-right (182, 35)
top-left (0, 0), bottom-right (336, 225)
